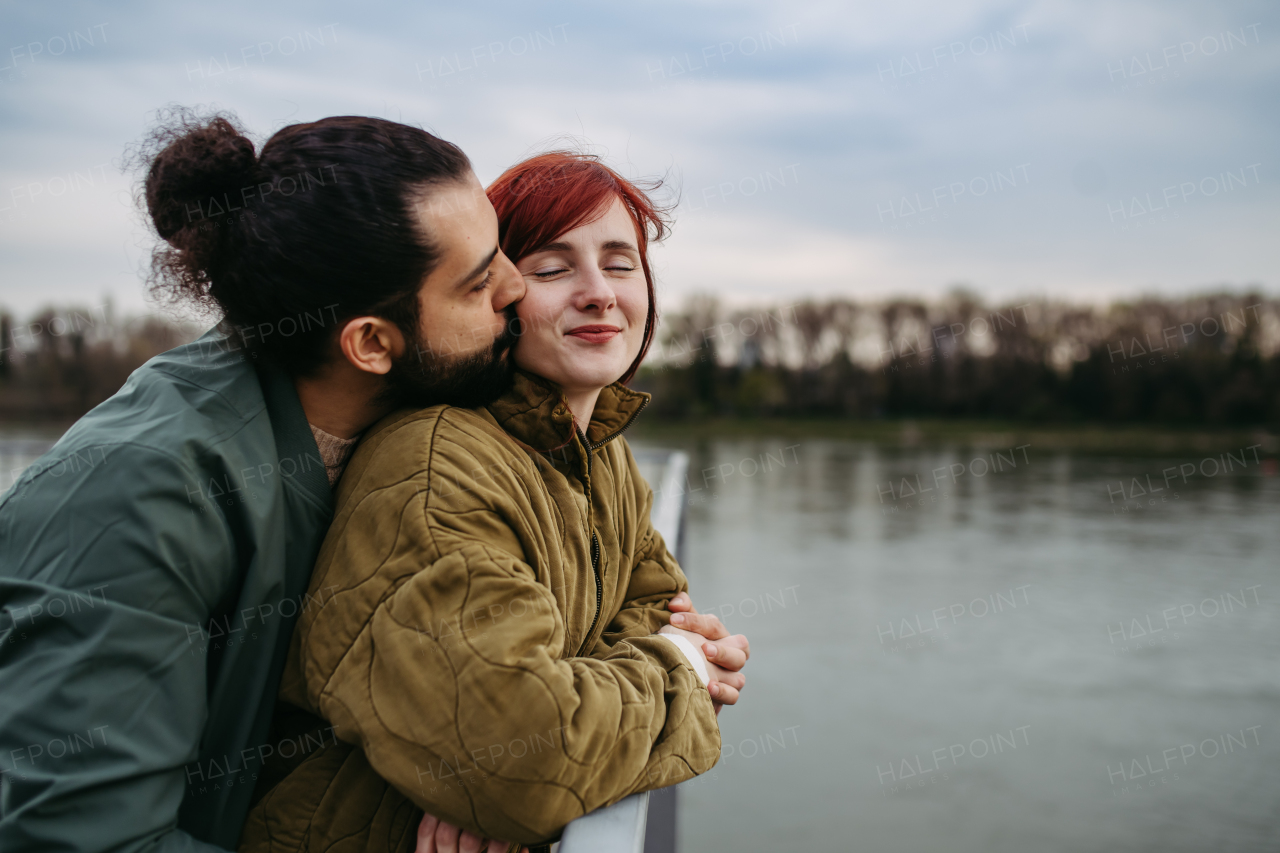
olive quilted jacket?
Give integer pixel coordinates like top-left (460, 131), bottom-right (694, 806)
top-left (238, 372), bottom-right (720, 851)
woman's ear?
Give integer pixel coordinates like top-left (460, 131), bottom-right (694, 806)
top-left (338, 316), bottom-right (405, 376)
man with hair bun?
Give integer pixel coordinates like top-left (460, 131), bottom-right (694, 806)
top-left (0, 110), bottom-right (527, 852)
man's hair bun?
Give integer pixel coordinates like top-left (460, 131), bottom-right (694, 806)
top-left (128, 107), bottom-right (472, 376)
top-left (139, 109), bottom-right (259, 242)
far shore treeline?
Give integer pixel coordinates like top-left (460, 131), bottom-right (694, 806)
top-left (633, 292), bottom-right (1279, 427)
top-left (0, 293), bottom-right (1277, 427)
top-left (0, 305), bottom-right (201, 424)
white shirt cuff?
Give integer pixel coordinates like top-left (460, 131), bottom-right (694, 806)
top-left (659, 634), bottom-right (711, 687)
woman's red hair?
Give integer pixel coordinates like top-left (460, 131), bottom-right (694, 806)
top-left (487, 151), bottom-right (669, 384)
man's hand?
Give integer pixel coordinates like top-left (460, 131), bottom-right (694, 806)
top-left (416, 812), bottom-right (524, 853)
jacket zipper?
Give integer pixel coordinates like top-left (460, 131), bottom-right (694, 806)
top-left (572, 393), bottom-right (645, 657)
top-left (576, 531), bottom-right (602, 657)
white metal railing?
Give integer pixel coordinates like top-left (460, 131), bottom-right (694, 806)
top-left (558, 790), bottom-right (651, 853)
top-left (557, 450), bottom-right (688, 853)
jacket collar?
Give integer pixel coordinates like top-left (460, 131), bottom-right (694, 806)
top-left (486, 371), bottom-right (650, 454)
top-left (254, 351), bottom-right (334, 513)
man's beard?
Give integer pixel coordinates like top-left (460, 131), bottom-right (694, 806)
top-left (380, 316), bottom-right (518, 410)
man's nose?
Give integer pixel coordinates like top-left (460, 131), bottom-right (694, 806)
top-left (490, 251), bottom-right (525, 312)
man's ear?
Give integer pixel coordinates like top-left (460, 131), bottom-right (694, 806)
top-left (338, 316), bottom-right (405, 376)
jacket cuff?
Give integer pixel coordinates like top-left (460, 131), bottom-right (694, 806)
top-left (656, 634), bottom-right (710, 686)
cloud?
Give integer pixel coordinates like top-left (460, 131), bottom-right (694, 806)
top-left (0, 0), bottom-right (1276, 316)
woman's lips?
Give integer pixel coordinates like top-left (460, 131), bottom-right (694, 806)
top-left (566, 325), bottom-right (621, 344)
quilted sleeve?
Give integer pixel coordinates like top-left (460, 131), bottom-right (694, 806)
top-left (588, 442), bottom-right (719, 732)
top-left (598, 439), bottom-right (691, 649)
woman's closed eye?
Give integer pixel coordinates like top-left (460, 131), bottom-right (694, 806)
top-left (534, 265), bottom-right (634, 277)
top-left (530, 265), bottom-right (570, 278)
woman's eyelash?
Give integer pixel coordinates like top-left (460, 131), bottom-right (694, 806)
top-left (530, 264), bottom-right (635, 277)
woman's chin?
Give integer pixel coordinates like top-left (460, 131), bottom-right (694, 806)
top-left (567, 354), bottom-right (632, 387)
top-left (528, 365), bottom-right (628, 392)
top-left (512, 346), bottom-right (629, 388)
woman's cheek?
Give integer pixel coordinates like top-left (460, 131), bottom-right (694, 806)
top-left (514, 302), bottom-right (547, 343)
top-left (623, 279), bottom-right (648, 323)
top-left (624, 286), bottom-right (649, 345)
top-left (513, 312), bottom-right (557, 372)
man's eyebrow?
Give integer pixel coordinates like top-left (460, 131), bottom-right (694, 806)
top-left (455, 246), bottom-right (499, 290)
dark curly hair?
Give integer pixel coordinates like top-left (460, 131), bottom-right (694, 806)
top-left (131, 107), bottom-right (472, 375)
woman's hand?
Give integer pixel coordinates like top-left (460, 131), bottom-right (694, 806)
top-left (416, 812), bottom-right (525, 853)
top-left (668, 593), bottom-right (751, 674)
top-left (663, 593), bottom-right (749, 713)
top-left (658, 623), bottom-right (747, 709)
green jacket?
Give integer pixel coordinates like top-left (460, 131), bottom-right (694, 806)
top-left (0, 331), bottom-right (333, 852)
top-left (240, 372), bottom-right (720, 852)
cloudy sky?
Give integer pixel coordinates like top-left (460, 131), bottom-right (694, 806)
top-left (1, 0), bottom-right (1276, 320)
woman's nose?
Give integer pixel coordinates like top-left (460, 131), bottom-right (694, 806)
top-left (574, 265), bottom-right (617, 313)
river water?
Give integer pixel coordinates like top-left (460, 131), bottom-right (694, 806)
top-left (5, 431), bottom-right (1277, 850)
top-left (629, 436), bottom-right (1280, 852)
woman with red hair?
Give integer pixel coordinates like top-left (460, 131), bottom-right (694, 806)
top-left (240, 153), bottom-right (749, 853)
